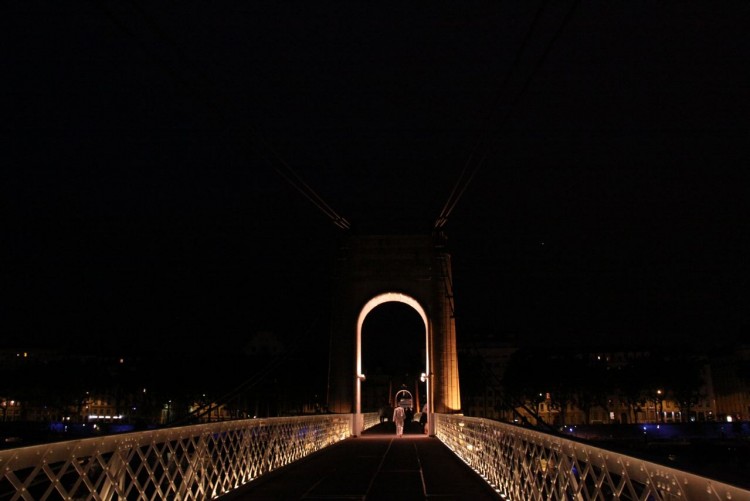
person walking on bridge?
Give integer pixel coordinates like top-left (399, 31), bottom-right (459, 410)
top-left (392, 405), bottom-right (405, 437)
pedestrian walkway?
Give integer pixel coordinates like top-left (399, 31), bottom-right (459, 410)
top-left (223, 422), bottom-right (500, 500)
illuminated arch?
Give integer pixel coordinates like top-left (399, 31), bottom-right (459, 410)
top-left (394, 389), bottom-right (414, 406)
top-left (355, 292), bottom-right (430, 428)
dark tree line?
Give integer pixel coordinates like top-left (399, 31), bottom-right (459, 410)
top-left (499, 347), bottom-right (707, 425)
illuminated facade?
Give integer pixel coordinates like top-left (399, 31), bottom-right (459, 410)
top-left (710, 346), bottom-right (750, 421)
top-left (0, 398), bottom-right (22, 422)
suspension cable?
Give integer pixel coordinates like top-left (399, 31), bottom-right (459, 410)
top-left (96, 0), bottom-right (350, 231)
top-left (435, 0), bottom-right (580, 230)
top-left (435, 0), bottom-right (549, 230)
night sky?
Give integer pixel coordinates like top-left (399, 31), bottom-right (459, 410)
top-left (3, 1), bottom-right (749, 359)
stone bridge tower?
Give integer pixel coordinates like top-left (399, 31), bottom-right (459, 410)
top-left (327, 234), bottom-right (461, 423)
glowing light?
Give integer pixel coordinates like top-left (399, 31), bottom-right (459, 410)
top-left (355, 292), bottom-right (431, 432)
top-left (356, 292), bottom-right (428, 378)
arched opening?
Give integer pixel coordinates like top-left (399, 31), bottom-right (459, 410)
top-left (355, 292), bottom-right (430, 435)
top-left (361, 302), bottom-right (424, 414)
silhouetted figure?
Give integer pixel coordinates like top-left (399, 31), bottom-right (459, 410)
top-left (419, 404), bottom-right (429, 434)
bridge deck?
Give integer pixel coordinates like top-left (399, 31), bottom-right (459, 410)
top-left (222, 423), bottom-right (500, 500)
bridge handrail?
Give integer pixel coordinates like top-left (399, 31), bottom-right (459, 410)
top-left (435, 414), bottom-right (750, 501)
top-left (0, 413), bottom-right (377, 500)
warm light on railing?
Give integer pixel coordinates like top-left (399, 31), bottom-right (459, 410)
top-left (0, 414), bottom-right (355, 499)
top-left (434, 414), bottom-right (750, 501)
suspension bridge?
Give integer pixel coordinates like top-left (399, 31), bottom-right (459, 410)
top-left (4, 2), bottom-right (749, 499)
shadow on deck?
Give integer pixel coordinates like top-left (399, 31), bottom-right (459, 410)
top-left (222, 422), bottom-right (500, 500)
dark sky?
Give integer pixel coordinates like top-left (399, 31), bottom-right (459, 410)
top-left (3, 1), bottom-right (749, 356)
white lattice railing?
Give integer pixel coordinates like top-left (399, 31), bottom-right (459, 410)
top-left (435, 414), bottom-right (750, 501)
top-left (0, 414), bottom-right (354, 500)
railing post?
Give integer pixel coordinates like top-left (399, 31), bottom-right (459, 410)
top-left (354, 373), bottom-right (366, 436)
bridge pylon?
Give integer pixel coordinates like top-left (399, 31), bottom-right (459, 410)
top-left (326, 234), bottom-right (461, 431)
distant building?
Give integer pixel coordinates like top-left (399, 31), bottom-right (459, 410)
top-left (0, 398), bottom-right (22, 422)
top-left (458, 335), bottom-right (518, 422)
top-left (710, 346), bottom-right (750, 422)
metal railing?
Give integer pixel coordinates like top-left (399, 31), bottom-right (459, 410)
top-left (0, 414), bottom-right (366, 500)
top-left (7, 412), bottom-right (746, 500)
top-left (362, 411), bottom-right (380, 432)
top-left (435, 414), bottom-right (750, 501)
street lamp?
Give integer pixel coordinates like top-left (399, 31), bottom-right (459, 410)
top-left (656, 389), bottom-right (663, 423)
top-left (421, 372), bottom-right (434, 436)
